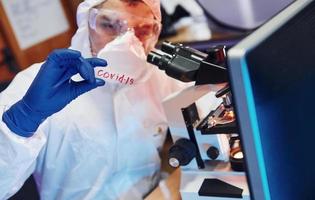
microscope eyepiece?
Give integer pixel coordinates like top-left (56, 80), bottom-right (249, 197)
top-left (147, 41), bottom-right (228, 84)
top-left (147, 51), bottom-right (162, 66)
top-left (161, 41), bottom-right (179, 55)
top-left (147, 51), bottom-right (172, 71)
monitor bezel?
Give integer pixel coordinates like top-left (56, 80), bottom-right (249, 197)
top-left (227, 0), bottom-right (312, 199)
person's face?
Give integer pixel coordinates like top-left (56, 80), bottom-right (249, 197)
top-left (89, 0), bottom-right (160, 56)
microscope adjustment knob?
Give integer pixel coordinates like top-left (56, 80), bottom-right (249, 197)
top-left (168, 138), bottom-right (197, 167)
top-left (169, 157), bottom-right (180, 168)
top-left (207, 146), bottom-right (220, 160)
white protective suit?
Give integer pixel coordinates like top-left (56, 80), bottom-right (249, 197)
top-left (0, 0), bottom-right (191, 199)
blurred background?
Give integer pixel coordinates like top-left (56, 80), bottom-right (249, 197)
top-left (0, 0), bottom-right (292, 199)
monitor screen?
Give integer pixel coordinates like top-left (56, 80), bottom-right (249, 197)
top-left (228, 0), bottom-right (315, 199)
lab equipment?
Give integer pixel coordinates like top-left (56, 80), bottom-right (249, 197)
top-left (148, 42), bottom-right (249, 200)
top-left (229, 0), bottom-right (315, 199)
top-left (147, 42), bottom-right (228, 84)
top-left (149, 0), bottom-right (315, 199)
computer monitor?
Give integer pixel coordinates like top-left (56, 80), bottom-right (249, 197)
top-left (228, 0), bottom-right (315, 199)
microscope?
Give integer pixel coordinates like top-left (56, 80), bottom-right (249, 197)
top-left (148, 42), bottom-right (250, 199)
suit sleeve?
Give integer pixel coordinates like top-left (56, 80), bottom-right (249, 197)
top-left (0, 64), bottom-right (47, 199)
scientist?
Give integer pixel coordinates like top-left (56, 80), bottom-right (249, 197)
top-left (0, 0), bottom-right (184, 199)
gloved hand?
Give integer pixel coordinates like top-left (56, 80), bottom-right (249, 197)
top-left (2, 49), bottom-right (107, 137)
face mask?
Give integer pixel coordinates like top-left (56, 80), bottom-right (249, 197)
top-left (95, 31), bottom-right (153, 87)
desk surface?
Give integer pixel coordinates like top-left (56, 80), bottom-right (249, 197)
top-left (145, 168), bottom-right (181, 200)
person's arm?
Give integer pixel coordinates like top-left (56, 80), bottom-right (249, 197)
top-left (3, 49), bottom-right (107, 137)
top-left (0, 64), bottom-right (47, 199)
top-left (0, 49), bottom-right (106, 199)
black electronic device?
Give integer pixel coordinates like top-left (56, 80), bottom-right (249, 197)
top-left (228, 0), bottom-right (315, 199)
top-left (147, 41), bottom-right (228, 84)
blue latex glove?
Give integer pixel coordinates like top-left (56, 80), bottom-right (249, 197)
top-left (2, 49), bottom-right (107, 137)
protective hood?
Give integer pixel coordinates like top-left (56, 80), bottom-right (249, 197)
top-left (70, 0), bottom-right (161, 58)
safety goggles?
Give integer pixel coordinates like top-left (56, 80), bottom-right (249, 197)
top-left (89, 8), bottom-right (161, 43)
